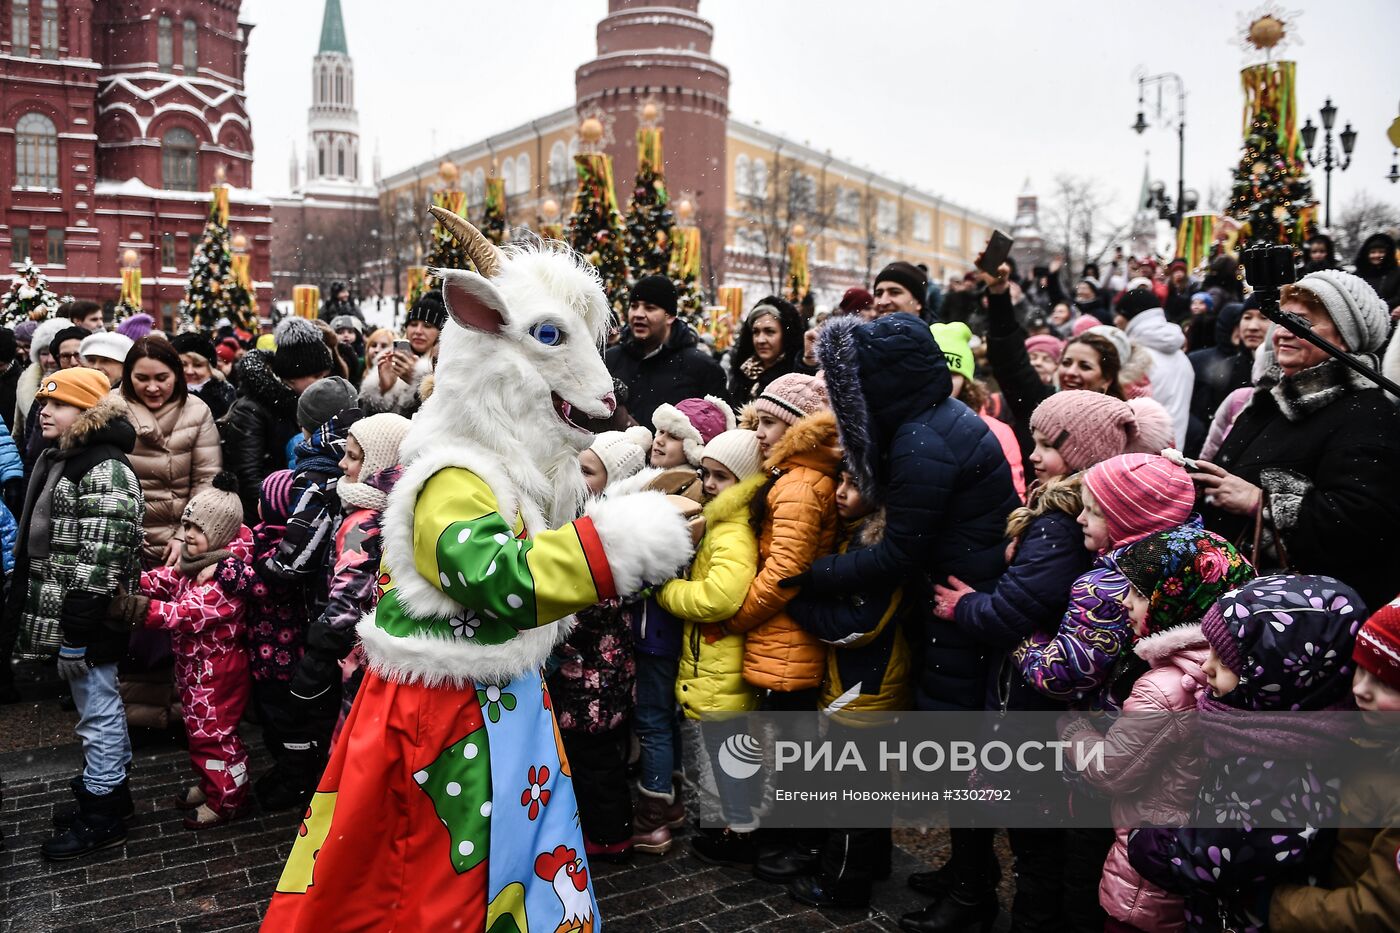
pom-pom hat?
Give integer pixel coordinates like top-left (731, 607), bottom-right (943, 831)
top-left (754, 373), bottom-right (828, 426)
top-left (589, 427), bottom-right (652, 483)
top-left (182, 471), bottom-right (244, 551)
top-left (652, 395), bottom-right (736, 466)
top-left (273, 317), bottom-right (334, 380)
top-left (1081, 453), bottom-right (1195, 549)
top-left (1029, 391), bottom-right (1138, 473)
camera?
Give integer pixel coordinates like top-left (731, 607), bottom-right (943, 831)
top-left (1240, 244), bottom-right (1297, 294)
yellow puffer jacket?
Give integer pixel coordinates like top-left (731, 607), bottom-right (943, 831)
top-left (729, 411), bottom-right (841, 693)
top-left (659, 474), bottom-right (765, 719)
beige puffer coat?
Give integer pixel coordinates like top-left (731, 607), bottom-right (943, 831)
top-left (123, 391), bottom-right (222, 566)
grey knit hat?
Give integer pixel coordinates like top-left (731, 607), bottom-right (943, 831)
top-left (1292, 269), bottom-right (1389, 355)
top-left (297, 375), bottom-right (358, 431)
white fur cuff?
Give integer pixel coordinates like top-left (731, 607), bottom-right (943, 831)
top-left (585, 491), bottom-right (694, 595)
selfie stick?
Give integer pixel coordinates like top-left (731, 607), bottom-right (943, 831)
top-left (1242, 244), bottom-right (1400, 397)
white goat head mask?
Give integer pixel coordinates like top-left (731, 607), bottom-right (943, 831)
top-left (426, 207), bottom-right (617, 454)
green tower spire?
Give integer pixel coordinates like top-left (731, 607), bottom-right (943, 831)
top-left (319, 0), bottom-right (348, 55)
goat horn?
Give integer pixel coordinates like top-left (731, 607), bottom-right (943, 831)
top-left (428, 206), bottom-right (503, 279)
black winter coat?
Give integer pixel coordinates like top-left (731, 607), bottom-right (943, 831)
top-left (191, 376), bottom-right (238, 422)
top-left (220, 350), bottom-right (300, 524)
top-left (810, 312), bottom-right (1018, 712)
top-left (983, 290), bottom-right (1044, 480)
top-left (1205, 362), bottom-right (1400, 611)
top-left (604, 320), bottom-right (728, 430)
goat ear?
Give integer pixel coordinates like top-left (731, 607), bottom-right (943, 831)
top-left (439, 270), bottom-right (509, 335)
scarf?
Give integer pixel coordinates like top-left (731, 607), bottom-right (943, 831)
top-left (1260, 356), bottom-right (1381, 422)
top-left (338, 480), bottom-right (387, 512)
top-left (179, 548), bottom-right (232, 579)
top-left (1196, 690), bottom-right (1354, 759)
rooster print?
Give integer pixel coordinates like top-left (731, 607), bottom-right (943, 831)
top-left (534, 845), bottom-right (594, 933)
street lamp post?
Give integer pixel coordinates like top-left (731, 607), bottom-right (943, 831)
top-left (1132, 71), bottom-right (1187, 228)
top-left (1300, 98), bottom-right (1357, 228)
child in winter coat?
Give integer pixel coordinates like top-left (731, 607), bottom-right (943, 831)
top-left (1059, 525), bottom-right (1254, 933)
top-left (117, 472), bottom-right (254, 829)
top-left (780, 468), bottom-right (915, 909)
top-left (1127, 574), bottom-right (1363, 933)
top-left (629, 396), bottom-right (736, 854)
top-left (658, 428), bottom-right (765, 866)
top-left (245, 470), bottom-right (318, 812)
top-left (1013, 453), bottom-right (1197, 711)
top-left (547, 429), bottom-right (654, 860)
top-left (13, 371), bottom-right (144, 861)
top-left (286, 413), bottom-right (411, 752)
top-left (1270, 597), bottom-right (1400, 931)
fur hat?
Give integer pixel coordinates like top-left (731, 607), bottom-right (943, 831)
top-left (115, 312), bottom-right (154, 342)
top-left (30, 317), bottom-right (70, 365)
top-left (1081, 453), bottom-right (1195, 549)
top-left (589, 427), bottom-right (652, 483)
top-left (1354, 598), bottom-right (1400, 691)
top-left (79, 331), bottom-right (134, 364)
top-left (274, 317), bottom-right (335, 380)
top-left (1028, 390), bottom-right (1138, 473)
top-left (296, 375), bottom-right (359, 431)
top-left (1024, 333), bottom-right (1065, 361)
top-left (36, 367), bottom-right (111, 410)
top-left (182, 471), bottom-right (244, 551)
top-left (1292, 269), bottom-right (1389, 355)
top-left (929, 322), bottom-right (974, 381)
top-left (699, 428), bottom-right (763, 481)
top-left (754, 374), bottom-right (828, 426)
top-left (347, 412), bottom-right (412, 479)
top-left (1125, 397), bottom-right (1175, 453)
top-left (260, 470), bottom-right (295, 524)
top-left (652, 395), bottom-right (736, 466)
top-left (170, 332), bottom-right (218, 368)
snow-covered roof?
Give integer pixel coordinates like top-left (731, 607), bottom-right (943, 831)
top-left (94, 178), bottom-right (273, 207)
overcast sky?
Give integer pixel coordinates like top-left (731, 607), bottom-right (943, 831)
top-left (241, 0), bottom-right (1399, 238)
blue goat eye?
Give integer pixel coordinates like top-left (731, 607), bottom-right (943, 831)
top-left (530, 323), bottom-right (563, 346)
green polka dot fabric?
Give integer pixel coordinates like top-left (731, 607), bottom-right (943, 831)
top-left (414, 726), bottom-right (493, 874)
top-left (433, 516), bottom-right (539, 640)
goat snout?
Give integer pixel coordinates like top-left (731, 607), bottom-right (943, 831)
top-left (600, 392), bottom-right (617, 416)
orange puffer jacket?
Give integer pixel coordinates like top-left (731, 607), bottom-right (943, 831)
top-left (729, 411), bottom-right (840, 693)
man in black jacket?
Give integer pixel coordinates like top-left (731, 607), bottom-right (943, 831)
top-left (604, 275), bottom-right (727, 429)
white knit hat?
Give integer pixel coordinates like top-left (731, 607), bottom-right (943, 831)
top-left (347, 413), bottom-right (412, 479)
top-left (30, 317), bottom-right (69, 365)
top-left (1086, 324), bottom-right (1132, 369)
top-left (651, 395), bottom-right (737, 466)
top-left (590, 427), bottom-right (652, 483)
top-left (1293, 269), bottom-right (1389, 355)
top-left (79, 331), bottom-right (134, 364)
top-left (699, 429), bottom-right (763, 482)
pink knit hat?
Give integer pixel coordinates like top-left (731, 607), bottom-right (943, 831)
top-left (754, 373), bottom-right (828, 426)
top-left (1124, 398), bottom-right (1176, 454)
top-left (1071, 315), bottom-right (1099, 337)
top-left (1029, 390), bottom-right (1137, 473)
top-left (1024, 334), bottom-right (1065, 362)
top-left (1082, 453), bottom-right (1195, 548)
top-left (651, 395), bottom-right (736, 466)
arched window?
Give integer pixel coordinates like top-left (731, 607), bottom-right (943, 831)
top-left (182, 18), bottom-right (197, 71)
top-left (157, 16), bottom-right (173, 72)
top-left (500, 157), bottom-right (515, 196)
top-left (11, 2), bottom-right (28, 55)
top-left (751, 158), bottom-right (768, 200)
top-left (336, 142), bottom-right (346, 177)
top-left (515, 153), bottom-right (530, 197)
top-left (161, 127), bottom-right (198, 191)
top-left (317, 143), bottom-right (326, 176)
top-left (335, 67), bottom-right (343, 104)
top-left (567, 136), bottom-right (578, 160)
top-left (548, 141), bottom-right (569, 185)
top-left (15, 113), bottom-right (58, 188)
top-left (39, 0), bottom-right (57, 58)
top-left (470, 168), bottom-right (485, 206)
top-left (734, 154), bottom-right (750, 196)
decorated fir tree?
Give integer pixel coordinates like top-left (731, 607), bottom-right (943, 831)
top-left (1229, 110), bottom-right (1314, 248)
top-left (1, 258), bottom-right (62, 326)
top-left (426, 188), bottom-right (471, 275)
top-left (180, 188), bottom-right (258, 333)
top-left (625, 127), bottom-right (674, 282)
top-left (481, 176), bottom-right (508, 246)
top-left (567, 153), bottom-right (631, 324)
top-left (668, 225), bottom-right (704, 325)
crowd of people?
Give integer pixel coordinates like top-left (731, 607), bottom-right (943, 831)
top-left (0, 228), bottom-right (1398, 932)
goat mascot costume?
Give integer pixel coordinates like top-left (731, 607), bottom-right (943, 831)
top-left (263, 210), bottom-right (696, 932)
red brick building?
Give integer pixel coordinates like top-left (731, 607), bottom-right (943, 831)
top-left (1, 0), bottom-right (271, 327)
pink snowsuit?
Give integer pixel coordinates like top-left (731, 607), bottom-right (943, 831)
top-left (140, 528), bottom-right (255, 814)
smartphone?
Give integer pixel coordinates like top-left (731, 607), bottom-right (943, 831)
top-left (394, 339), bottom-right (412, 355)
top-left (975, 230), bottom-right (1014, 276)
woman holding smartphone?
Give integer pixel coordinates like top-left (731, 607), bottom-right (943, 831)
top-left (358, 290), bottom-right (442, 417)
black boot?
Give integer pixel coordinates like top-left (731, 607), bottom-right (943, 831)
top-left (899, 891), bottom-right (1000, 933)
top-left (789, 873), bottom-right (871, 911)
top-left (255, 768), bottom-right (315, 812)
top-left (41, 786), bottom-right (128, 861)
top-left (753, 841), bottom-right (820, 884)
top-left (908, 852), bottom-right (1002, 898)
top-left (54, 777), bottom-right (134, 830)
top-left (690, 827), bottom-right (758, 868)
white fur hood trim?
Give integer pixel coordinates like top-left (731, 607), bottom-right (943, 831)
top-left (364, 439), bottom-right (570, 687)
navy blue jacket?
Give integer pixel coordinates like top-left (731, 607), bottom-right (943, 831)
top-left (810, 312), bottom-right (1018, 712)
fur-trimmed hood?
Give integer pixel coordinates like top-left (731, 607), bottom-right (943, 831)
top-left (1133, 621), bottom-right (1208, 666)
top-left (704, 471), bottom-right (767, 525)
top-left (1258, 356), bottom-right (1384, 422)
top-left (233, 349), bottom-right (299, 421)
top-left (854, 508), bottom-right (887, 548)
top-left (57, 395), bottom-right (136, 453)
top-left (763, 409), bottom-right (841, 475)
top-left (816, 312), bottom-right (950, 499)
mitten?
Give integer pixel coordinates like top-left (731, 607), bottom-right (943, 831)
top-left (106, 594), bottom-right (151, 629)
top-left (56, 644), bottom-right (90, 681)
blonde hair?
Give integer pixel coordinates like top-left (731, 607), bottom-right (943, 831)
top-left (1005, 474), bottom-right (1083, 541)
top-left (366, 327), bottom-right (396, 347)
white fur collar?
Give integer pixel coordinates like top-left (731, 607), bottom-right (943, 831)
top-left (1133, 623), bottom-right (1206, 665)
